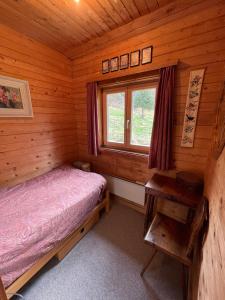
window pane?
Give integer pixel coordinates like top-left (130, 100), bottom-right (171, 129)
top-left (106, 92), bottom-right (125, 143)
top-left (131, 88), bottom-right (156, 146)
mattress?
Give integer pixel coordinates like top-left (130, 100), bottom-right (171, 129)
top-left (0, 165), bottom-right (106, 288)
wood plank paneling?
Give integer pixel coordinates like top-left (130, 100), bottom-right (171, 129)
top-left (72, 1), bottom-right (225, 183)
top-left (0, 0), bottom-right (172, 55)
top-left (67, 0), bottom-right (223, 59)
top-left (0, 24), bottom-right (76, 187)
top-left (197, 148), bottom-right (225, 300)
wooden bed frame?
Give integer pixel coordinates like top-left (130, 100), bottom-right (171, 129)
top-left (0, 190), bottom-right (110, 300)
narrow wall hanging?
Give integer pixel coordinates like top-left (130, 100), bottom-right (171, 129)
top-left (0, 75), bottom-right (33, 117)
top-left (181, 69), bottom-right (205, 147)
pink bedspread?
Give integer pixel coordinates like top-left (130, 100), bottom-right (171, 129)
top-left (0, 166), bottom-right (106, 288)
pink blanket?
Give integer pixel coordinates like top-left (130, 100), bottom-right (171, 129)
top-left (0, 166), bottom-right (106, 288)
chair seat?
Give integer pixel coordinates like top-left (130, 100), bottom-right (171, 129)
top-left (144, 213), bottom-right (192, 266)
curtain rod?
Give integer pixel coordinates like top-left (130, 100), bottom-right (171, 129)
top-left (98, 74), bottom-right (159, 89)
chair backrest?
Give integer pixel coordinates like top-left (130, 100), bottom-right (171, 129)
top-left (186, 197), bottom-right (208, 256)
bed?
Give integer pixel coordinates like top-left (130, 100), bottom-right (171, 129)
top-left (0, 165), bottom-right (109, 299)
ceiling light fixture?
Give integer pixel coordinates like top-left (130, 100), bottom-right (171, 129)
top-left (74, 0), bottom-right (80, 3)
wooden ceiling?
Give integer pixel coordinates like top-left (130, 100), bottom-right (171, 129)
top-left (0, 0), bottom-right (172, 58)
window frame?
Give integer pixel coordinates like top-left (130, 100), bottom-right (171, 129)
top-left (101, 82), bottom-right (158, 154)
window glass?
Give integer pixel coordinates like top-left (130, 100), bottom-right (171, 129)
top-left (130, 88), bottom-right (156, 146)
top-left (106, 92), bottom-right (125, 143)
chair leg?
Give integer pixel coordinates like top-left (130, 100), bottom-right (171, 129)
top-left (141, 249), bottom-right (157, 277)
top-left (182, 264), bottom-right (189, 300)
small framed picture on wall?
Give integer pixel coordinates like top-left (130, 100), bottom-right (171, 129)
top-left (110, 57), bottom-right (119, 72)
top-left (102, 59), bottom-right (110, 74)
top-left (130, 50), bottom-right (140, 67)
top-left (120, 53), bottom-right (129, 70)
top-left (141, 46), bottom-right (153, 65)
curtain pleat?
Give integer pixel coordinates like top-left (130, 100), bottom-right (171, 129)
top-left (87, 82), bottom-right (99, 156)
top-left (148, 65), bottom-right (176, 170)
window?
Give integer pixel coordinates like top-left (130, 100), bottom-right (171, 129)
top-left (102, 82), bottom-right (157, 153)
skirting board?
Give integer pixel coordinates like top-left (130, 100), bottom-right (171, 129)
top-left (111, 193), bottom-right (145, 214)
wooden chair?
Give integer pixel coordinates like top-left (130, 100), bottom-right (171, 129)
top-left (141, 197), bottom-right (208, 299)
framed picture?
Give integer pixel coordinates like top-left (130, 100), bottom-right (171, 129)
top-left (102, 59), bottom-right (110, 74)
top-left (120, 53), bottom-right (129, 70)
top-left (130, 50), bottom-right (140, 67)
top-left (0, 75), bottom-right (33, 117)
top-left (141, 46), bottom-right (153, 65)
top-left (110, 57), bottom-right (119, 72)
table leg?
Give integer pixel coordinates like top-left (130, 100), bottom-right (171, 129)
top-left (182, 264), bottom-right (189, 300)
top-left (144, 194), bottom-right (156, 235)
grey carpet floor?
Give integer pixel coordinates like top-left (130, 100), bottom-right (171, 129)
top-left (16, 203), bottom-right (182, 300)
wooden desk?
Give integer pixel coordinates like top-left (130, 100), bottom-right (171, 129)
top-left (145, 174), bottom-right (201, 208)
top-left (144, 174), bottom-right (202, 234)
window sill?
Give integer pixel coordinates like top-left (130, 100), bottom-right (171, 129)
top-left (99, 146), bottom-right (149, 158)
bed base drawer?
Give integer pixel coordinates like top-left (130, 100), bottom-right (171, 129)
top-left (55, 210), bottom-right (99, 261)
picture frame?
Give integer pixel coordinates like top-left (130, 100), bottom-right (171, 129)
top-left (141, 46), bottom-right (153, 65)
top-left (0, 75), bottom-right (33, 118)
top-left (110, 57), bottom-right (119, 72)
top-left (102, 59), bottom-right (110, 74)
top-left (130, 50), bottom-right (140, 67)
top-left (120, 53), bottom-right (129, 70)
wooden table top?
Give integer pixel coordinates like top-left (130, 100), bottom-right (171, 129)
top-left (145, 173), bottom-right (201, 208)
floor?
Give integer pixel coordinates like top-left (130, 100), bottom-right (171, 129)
top-left (16, 203), bottom-right (182, 300)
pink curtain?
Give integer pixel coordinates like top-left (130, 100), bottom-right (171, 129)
top-left (87, 82), bottom-right (99, 156)
top-left (148, 65), bottom-right (176, 170)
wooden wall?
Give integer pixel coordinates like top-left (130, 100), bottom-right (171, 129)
top-left (72, 0), bottom-right (225, 183)
top-left (0, 24), bottom-right (76, 187)
top-left (197, 147), bottom-right (225, 300)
